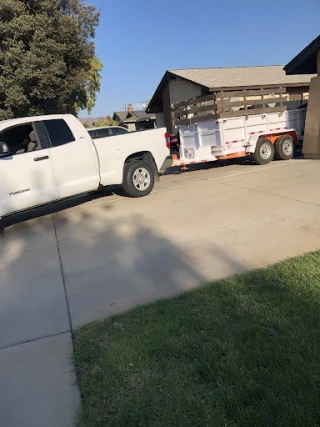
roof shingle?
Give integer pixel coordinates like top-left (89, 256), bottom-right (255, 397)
top-left (113, 111), bottom-right (128, 121)
top-left (122, 110), bottom-right (156, 123)
top-left (169, 65), bottom-right (315, 89)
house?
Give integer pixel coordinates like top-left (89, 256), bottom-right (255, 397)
top-left (112, 111), bottom-right (128, 123)
top-left (79, 117), bottom-right (105, 127)
top-left (147, 66), bottom-right (316, 133)
top-left (112, 108), bottom-right (156, 132)
top-left (284, 35), bottom-right (320, 159)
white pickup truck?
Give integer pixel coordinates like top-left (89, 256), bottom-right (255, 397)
top-left (0, 114), bottom-right (172, 218)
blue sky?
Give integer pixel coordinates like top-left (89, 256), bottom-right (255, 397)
top-left (81, 0), bottom-right (320, 118)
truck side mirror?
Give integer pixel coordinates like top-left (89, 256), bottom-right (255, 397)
top-left (0, 142), bottom-right (11, 158)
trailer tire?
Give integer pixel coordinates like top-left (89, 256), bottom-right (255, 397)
top-left (122, 160), bottom-right (154, 198)
top-left (253, 138), bottom-right (275, 165)
top-left (275, 135), bottom-right (294, 160)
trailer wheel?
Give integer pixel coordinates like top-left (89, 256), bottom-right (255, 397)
top-left (275, 135), bottom-right (294, 160)
top-left (253, 138), bottom-right (275, 165)
top-left (122, 160), bottom-right (154, 197)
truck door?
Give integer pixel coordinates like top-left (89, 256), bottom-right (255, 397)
top-left (42, 118), bottom-right (100, 198)
top-left (0, 121), bottom-right (59, 217)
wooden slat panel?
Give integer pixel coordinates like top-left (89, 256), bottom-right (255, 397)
top-left (219, 106), bottom-right (286, 118)
top-left (175, 106), bottom-right (286, 123)
top-left (216, 87), bottom-right (286, 98)
top-left (217, 96), bottom-right (287, 108)
top-left (172, 86), bottom-right (290, 125)
top-left (217, 90), bottom-right (252, 98)
top-left (174, 104), bottom-right (218, 118)
top-left (252, 87), bottom-right (286, 96)
top-left (175, 113), bottom-right (219, 126)
top-left (172, 94), bottom-right (216, 109)
top-left (253, 97), bottom-right (286, 105)
top-left (172, 89), bottom-right (286, 111)
top-left (189, 114), bottom-right (219, 124)
top-left (174, 99), bottom-right (286, 118)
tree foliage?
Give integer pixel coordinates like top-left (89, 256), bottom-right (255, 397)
top-left (84, 56), bottom-right (103, 114)
top-left (93, 116), bottom-right (119, 127)
top-left (0, 0), bottom-right (102, 119)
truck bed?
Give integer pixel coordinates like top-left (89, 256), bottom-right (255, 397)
top-left (93, 127), bottom-right (169, 186)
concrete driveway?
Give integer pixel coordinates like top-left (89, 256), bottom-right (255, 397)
top-left (1, 159), bottom-right (320, 426)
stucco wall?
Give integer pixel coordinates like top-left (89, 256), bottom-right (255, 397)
top-left (303, 76), bottom-right (320, 158)
top-left (169, 77), bottom-right (202, 104)
top-left (156, 113), bottom-right (165, 128)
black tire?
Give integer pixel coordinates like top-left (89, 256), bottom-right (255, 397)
top-left (122, 160), bottom-right (155, 197)
top-left (253, 138), bottom-right (275, 165)
top-left (275, 134), bottom-right (294, 160)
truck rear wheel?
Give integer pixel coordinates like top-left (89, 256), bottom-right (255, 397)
top-left (122, 160), bottom-right (154, 197)
top-left (253, 138), bottom-right (274, 165)
top-left (275, 135), bottom-right (294, 160)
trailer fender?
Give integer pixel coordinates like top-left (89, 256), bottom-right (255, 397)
top-left (245, 129), bottom-right (299, 154)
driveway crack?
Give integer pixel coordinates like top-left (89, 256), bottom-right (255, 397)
top-left (0, 330), bottom-right (71, 351)
top-left (52, 216), bottom-right (74, 339)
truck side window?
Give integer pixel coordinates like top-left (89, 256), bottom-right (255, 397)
top-left (96, 128), bottom-right (111, 139)
top-left (0, 123), bottom-right (41, 155)
top-left (88, 129), bottom-right (98, 139)
top-left (110, 128), bottom-right (126, 135)
top-left (44, 119), bottom-right (75, 147)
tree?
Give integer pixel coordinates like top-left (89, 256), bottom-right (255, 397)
top-left (94, 116), bottom-right (119, 127)
top-left (83, 56), bottom-right (103, 114)
top-left (0, 0), bottom-right (102, 119)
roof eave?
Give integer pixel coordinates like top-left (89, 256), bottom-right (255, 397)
top-left (146, 71), bottom-right (171, 113)
top-left (208, 82), bottom-right (312, 92)
top-left (284, 35), bottom-right (320, 75)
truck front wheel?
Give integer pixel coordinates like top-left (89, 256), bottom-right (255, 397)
top-left (122, 160), bottom-right (155, 197)
top-left (253, 138), bottom-right (275, 165)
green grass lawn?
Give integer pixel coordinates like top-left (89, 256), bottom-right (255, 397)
top-left (74, 252), bottom-right (320, 427)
